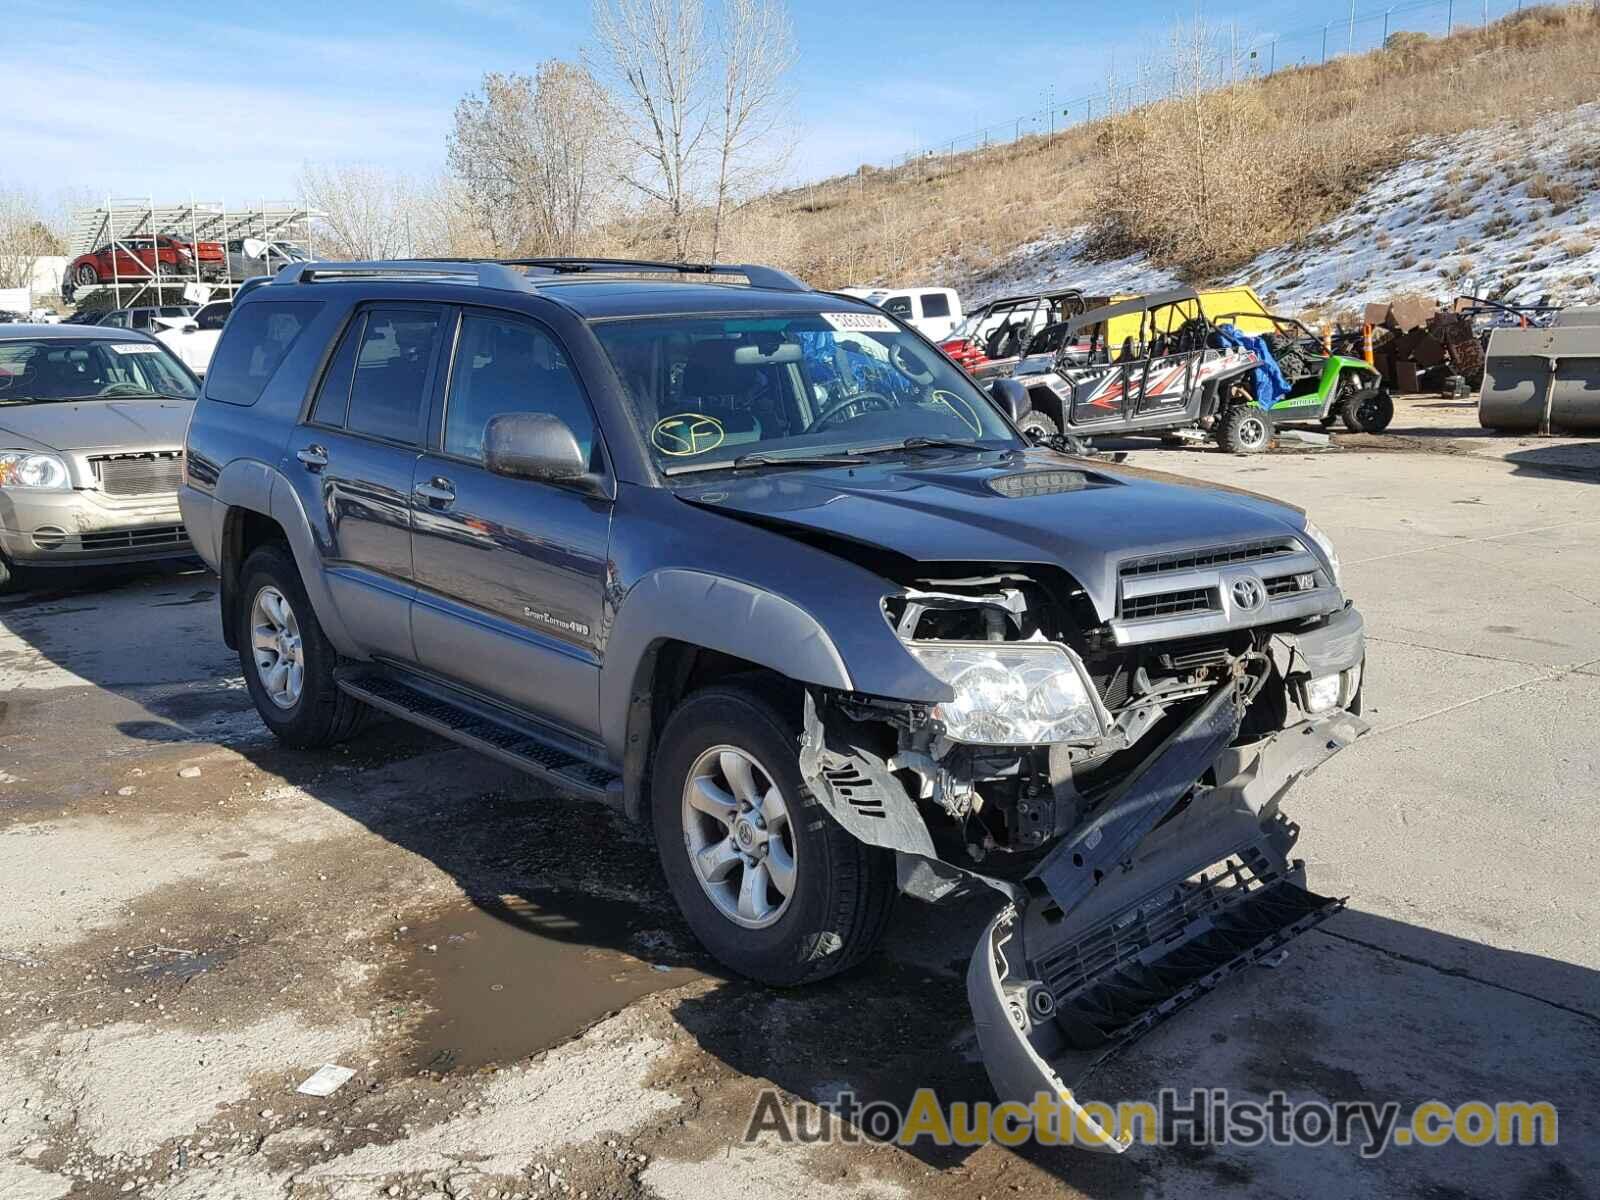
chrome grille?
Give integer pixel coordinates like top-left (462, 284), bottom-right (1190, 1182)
top-left (1119, 538), bottom-right (1299, 579)
top-left (90, 451), bottom-right (183, 498)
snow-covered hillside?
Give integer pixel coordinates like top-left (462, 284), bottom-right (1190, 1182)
top-left (963, 103), bottom-right (1600, 316)
top-left (1250, 103), bottom-right (1600, 312)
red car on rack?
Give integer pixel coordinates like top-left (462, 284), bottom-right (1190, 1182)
top-left (67, 235), bottom-right (225, 289)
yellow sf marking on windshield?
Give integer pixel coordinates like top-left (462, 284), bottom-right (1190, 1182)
top-left (652, 413), bottom-right (726, 457)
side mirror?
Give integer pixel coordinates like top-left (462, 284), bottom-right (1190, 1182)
top-left (988, 377), bottom-right (1029, 424)
top-left (484, 412), bottom-right (594, 488)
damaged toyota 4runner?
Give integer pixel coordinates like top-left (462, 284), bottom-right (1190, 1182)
top-left (180, 260), bottom-right (1366, 1149)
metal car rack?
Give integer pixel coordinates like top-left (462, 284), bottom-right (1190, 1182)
top-left (65, 198), bottom-right (325, 308)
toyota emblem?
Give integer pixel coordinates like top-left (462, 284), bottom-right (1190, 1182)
top-left (1231, 577), bottom-right (1265, 611)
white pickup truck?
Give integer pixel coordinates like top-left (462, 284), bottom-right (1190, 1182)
top-left (153, 299), bottom-right (232, 376)
top-left (837, 286), bottom-right (963, 341)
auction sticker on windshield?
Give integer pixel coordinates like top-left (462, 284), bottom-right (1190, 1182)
top-left (109, 343), bottom-right (160, 354)
top-left (821, 311), bottom-right (898, 334)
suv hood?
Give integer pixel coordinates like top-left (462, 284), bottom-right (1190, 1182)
top-left (676, 448), bottom-right (1309, 621)
top-left (0, 398), bottom-right (193, 454)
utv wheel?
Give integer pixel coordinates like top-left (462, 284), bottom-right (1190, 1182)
top-left (1016, 408), bottom-right (1060, 440)
top-left (236, 544), bottom-right (367, 747)
top-left (1216, 405), bottom-right (1273, 454)
top-left (651, 684), bottom-right (896, 986)
top-left (1341, 388), bottom-right (1394, 434)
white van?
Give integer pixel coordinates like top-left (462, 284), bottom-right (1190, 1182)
top-left (837, 287), bottom-right (963, 341)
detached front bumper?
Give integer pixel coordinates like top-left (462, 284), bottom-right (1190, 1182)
top-left (0, 489), bottom-right (191, 567)
top-left (967, 699), bottom-right (1367, 1152)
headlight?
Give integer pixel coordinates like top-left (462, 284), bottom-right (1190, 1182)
top-left (906, 641), bottom-right (1105, 745)
top-left (0, 451), bottom-right (71, 490)
top-left (1301, 518), bottom-right (1341, 587)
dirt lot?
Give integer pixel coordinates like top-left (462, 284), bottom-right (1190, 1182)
top-left (2, 398), bottom-right (1597, 1200)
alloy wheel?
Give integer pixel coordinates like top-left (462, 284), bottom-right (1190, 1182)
top-left (681, 745), bottom-right (798, 929)
top-left (250, 585), bottom-right (304, 709)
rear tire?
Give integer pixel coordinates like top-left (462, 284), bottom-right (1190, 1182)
top-left (1341, 388), bottom-right (1394, 433)
top-left (1216, 405), bottom-right (1273, 454)
top-left (651, 684), bottom-right (896, 986)
top-left (1016, 408), bottom-right (1060, 441)
top-left (236, 543), bottom-right (367, 747)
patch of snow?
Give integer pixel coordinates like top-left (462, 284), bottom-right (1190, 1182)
top-left (1245, 103), bottom-right (1600, 314)
top-left (958, 226), bottom-right (1181, 306)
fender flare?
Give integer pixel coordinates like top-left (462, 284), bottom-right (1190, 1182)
top-left (603, 568), bottom-right (858, 819)
top-left (213, 458), bottom-right (359, 658)
top-left (603, 568), bottom-right (852, 740)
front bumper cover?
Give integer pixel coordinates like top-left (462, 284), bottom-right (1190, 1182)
top-left (966, 705), bottom-right (1366, 1152)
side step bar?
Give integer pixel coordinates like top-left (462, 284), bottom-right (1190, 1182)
top-left (336, 668), bottom-right (622, 802)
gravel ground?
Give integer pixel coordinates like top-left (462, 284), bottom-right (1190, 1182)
top-left (1, 398), bottom-right (1596, 1200)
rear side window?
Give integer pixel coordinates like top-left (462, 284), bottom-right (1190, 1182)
top-left (921, 293), bottom-right (951, 319)
top-left (205, 301), bottom-right (322, 406)
top-left (345, 307), bottom-right (444, 444)
top-left (309, 312), bottom-right (365, 427)
top-left (882, 296), bottom-right (912, 319)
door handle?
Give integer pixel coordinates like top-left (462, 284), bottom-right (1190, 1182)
top-left (296, 444), bottom-right (328, 469)
top-left (414, 477), bottom-right (455, 505)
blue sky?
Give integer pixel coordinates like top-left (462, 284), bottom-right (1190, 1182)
top-left (6, 0), bottom-right (1483, 208)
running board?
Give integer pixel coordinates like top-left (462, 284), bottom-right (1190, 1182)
top-left (336, 668), bottom-right (622, 802)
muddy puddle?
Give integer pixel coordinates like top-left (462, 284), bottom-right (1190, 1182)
top-left (395, 889), bottom-right (704, 1073)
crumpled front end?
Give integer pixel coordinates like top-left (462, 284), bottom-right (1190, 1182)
top-left (797, 545), bottom-right (1368, 1150)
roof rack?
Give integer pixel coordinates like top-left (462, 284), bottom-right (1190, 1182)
top-left (271, 261), bottom-right (534, 291)
top-left (417, 256), bottom-right (810, 293)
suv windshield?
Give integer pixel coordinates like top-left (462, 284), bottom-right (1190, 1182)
top-left (0, 338), bottom-right (199, 404)
top-left (593, 311), bottom-right (1018, 473)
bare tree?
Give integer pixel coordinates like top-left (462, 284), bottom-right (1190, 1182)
top-left (0, 187), bottom-right (64, 291)
top-left (297, 163), bottom-right (433, 260)
top-left (448, 63), bottom-right (620, 256)
top-left (708, 0), bottom-right (795, 261)
top-left (592, 0), bottom-right (712, 258)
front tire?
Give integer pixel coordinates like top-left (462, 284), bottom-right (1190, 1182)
top-left (651, 684), bottom-right (896, 986)
top-left (1341, 387), bottom-right (1394, 433)
top-left (1216, 405), bottom-right (1273, 454)
top-left (236, 544), bottom-right (367, 747)
top-left (75, 264), bottom-right (99, 287)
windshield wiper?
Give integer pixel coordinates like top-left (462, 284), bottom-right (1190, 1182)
top-left (849, 435), bottom-right (995, 455)
top-left (55, 392), bottom-right (186, 402)
top-left (663, 450), bottom-right (869, 476)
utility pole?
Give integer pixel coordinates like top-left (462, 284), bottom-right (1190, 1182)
top-left (1482, 0), bottom-right (1488, 26)
top-left (1446, 0), bottom-right (1454, 35)
top-left (1382, 6), bottom-right (1394, 48)
top-left (1269, 37), bottom-right (1277, 74)
top-left (1348, 0), bottom-right (1355, 53)
top-left (1321, 21), bottom-right (1330, 63)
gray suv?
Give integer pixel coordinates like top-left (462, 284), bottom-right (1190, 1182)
top-left (179, 259), bottom-right (1367, 1139)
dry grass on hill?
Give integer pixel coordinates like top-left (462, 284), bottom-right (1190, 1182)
top-left (622, 4), bottom-right (1600, 291)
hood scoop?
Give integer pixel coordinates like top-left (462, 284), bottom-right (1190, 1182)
top-left (987, 468), bottom-right (1112, 498)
